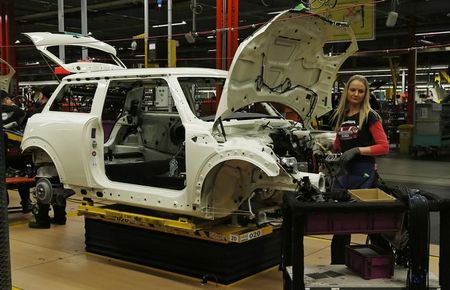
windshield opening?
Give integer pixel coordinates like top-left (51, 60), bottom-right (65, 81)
top-left (178, 77), bottom-right (290, 122)
top-left (178, 77), bottom-right (224, 118)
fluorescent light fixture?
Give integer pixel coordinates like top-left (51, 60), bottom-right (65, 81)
top-left (267, 10), bottom-right (284, 15)
top-left (417, 39), bottom-right (434, 45)
top-left (19, 80), bottom-right (59, 86)
top-left (417, 65), bottom-right (449, 70)
top-left (152, 20), bottom-right (186, 28)
top-left (207, 35), bottom-right (215, 39)
top-left (415, 30), bottom-right (450, 37)
top-left (208, 49), bottom-right (216, 53)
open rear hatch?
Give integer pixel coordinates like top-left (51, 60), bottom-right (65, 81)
top-left (23, 32), bottom-right (126, 73)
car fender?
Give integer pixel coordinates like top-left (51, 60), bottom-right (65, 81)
top-left (21, 138), bottom-right (67, 182)
top-left (192, 145), bottom-right (280, 206)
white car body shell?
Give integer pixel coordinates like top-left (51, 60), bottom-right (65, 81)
top-left (22, 10), bottom-right (357, 219)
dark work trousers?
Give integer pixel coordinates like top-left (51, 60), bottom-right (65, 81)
top-left (34, 199), bottom-right (67, 225)
top-left (35, 203), bottom-right (51, 225)
top-left (17, 184), bottom-right (32, 211)
top-left (331, 160), bottom-right (376, 264)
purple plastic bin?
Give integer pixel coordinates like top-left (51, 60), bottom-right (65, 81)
top-left (345, 244), bottom-right (394, 279)
top-left (304, 212), bottom-right (402, 235)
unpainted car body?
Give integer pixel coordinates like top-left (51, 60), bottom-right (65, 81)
top-left (22, 10), bottom-right (357, 219)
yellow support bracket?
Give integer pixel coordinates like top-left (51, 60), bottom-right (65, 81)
top-left (440, 71), bottom-right (450, 83)
top-left (78, 204), bottom-right (197, 230)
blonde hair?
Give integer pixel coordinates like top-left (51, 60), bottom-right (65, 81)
top-left (332, 74), bottom-right (380, 131)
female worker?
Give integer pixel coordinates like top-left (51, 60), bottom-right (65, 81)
top-left (330, 74), bottom-right (389, 264)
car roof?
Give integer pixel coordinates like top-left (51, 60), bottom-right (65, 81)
top-left (62, 67), bottom-right (228, 81)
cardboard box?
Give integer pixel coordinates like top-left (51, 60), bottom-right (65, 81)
top-left (348, 188), bottom-right (396, 202)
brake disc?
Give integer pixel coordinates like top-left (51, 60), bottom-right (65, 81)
top-left (34, 178), bottom-right (53, 204)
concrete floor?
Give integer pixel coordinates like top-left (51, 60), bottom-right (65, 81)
top-left (5, 151), bottom-right (449, 290)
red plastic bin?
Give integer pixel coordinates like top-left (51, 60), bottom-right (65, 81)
top-left (345, 244), bottom-right (394, 279)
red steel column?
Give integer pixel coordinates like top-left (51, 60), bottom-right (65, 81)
top-left (226, 0), bottom-right (238, 69)
top-left (0, 1), bottom-right (15, 77)
top-left (407, 16), bottom-right (416, 124)
top-left (0, 5), bottom-right (4, 75)
top-left (216, 0), bottom-right (223, 70)
top-left (5, 9), bottom-right (9, 67)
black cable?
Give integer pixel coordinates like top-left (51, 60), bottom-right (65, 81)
top-left (39, 51), bottom-right (62, 84)
top-left (407, 190), bottom-right (430, 290)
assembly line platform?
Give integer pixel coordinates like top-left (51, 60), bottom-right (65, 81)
top-left (80, 203), bottom-right (281, 284)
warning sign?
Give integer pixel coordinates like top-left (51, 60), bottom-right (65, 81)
top-left (311, 0), bottom-right (375, 41)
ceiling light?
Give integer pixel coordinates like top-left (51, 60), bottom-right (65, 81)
top-left (418, 39), bottom-right (434, 45)
top-left (415, 30), bottom-right (450, 37)
top-left (152, 20), bottom-right (186, 28)
top-left (267, 10), bottom-right (284, 15)
top-left (385, 11), bottom-right (398, 27)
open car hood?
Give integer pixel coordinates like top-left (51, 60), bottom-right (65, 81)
top-left (0, 58), bottom-right (16, 92)
top-left (23, 32), bottom-right (126, 73)
top-left (215, 10), bottom-right (358, 127)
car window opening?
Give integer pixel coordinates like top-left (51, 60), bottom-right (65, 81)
top-left (102, 78), bottom-right (186, 190)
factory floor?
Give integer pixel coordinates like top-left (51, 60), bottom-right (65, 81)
top-left (6, 150), bottom-right (450, 290)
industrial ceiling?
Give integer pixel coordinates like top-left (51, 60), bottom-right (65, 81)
top-left (9, 0), bottom-right (450, 87)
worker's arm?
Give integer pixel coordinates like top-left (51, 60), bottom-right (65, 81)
top-left (358, 120), bottom-right (389, 156)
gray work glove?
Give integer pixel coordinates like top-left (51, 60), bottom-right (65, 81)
top-left (340, 147), bottom-right (360, 167)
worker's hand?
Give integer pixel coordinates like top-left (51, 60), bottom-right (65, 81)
top-left (340, 147), bottom-right (360, 167)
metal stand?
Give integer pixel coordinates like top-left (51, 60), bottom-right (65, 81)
top-left (281, 193), bottom-right (450, 290)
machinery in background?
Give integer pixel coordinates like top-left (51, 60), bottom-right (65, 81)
top-left (1, 57), bottom-right (36, 213)
top-left (412, 103), bottom-right (450, 157)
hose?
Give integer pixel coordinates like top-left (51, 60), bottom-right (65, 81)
top-left (0, 106), bottom-right (12, 289)
top-left (407, 191), bottom-right (429, 290)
